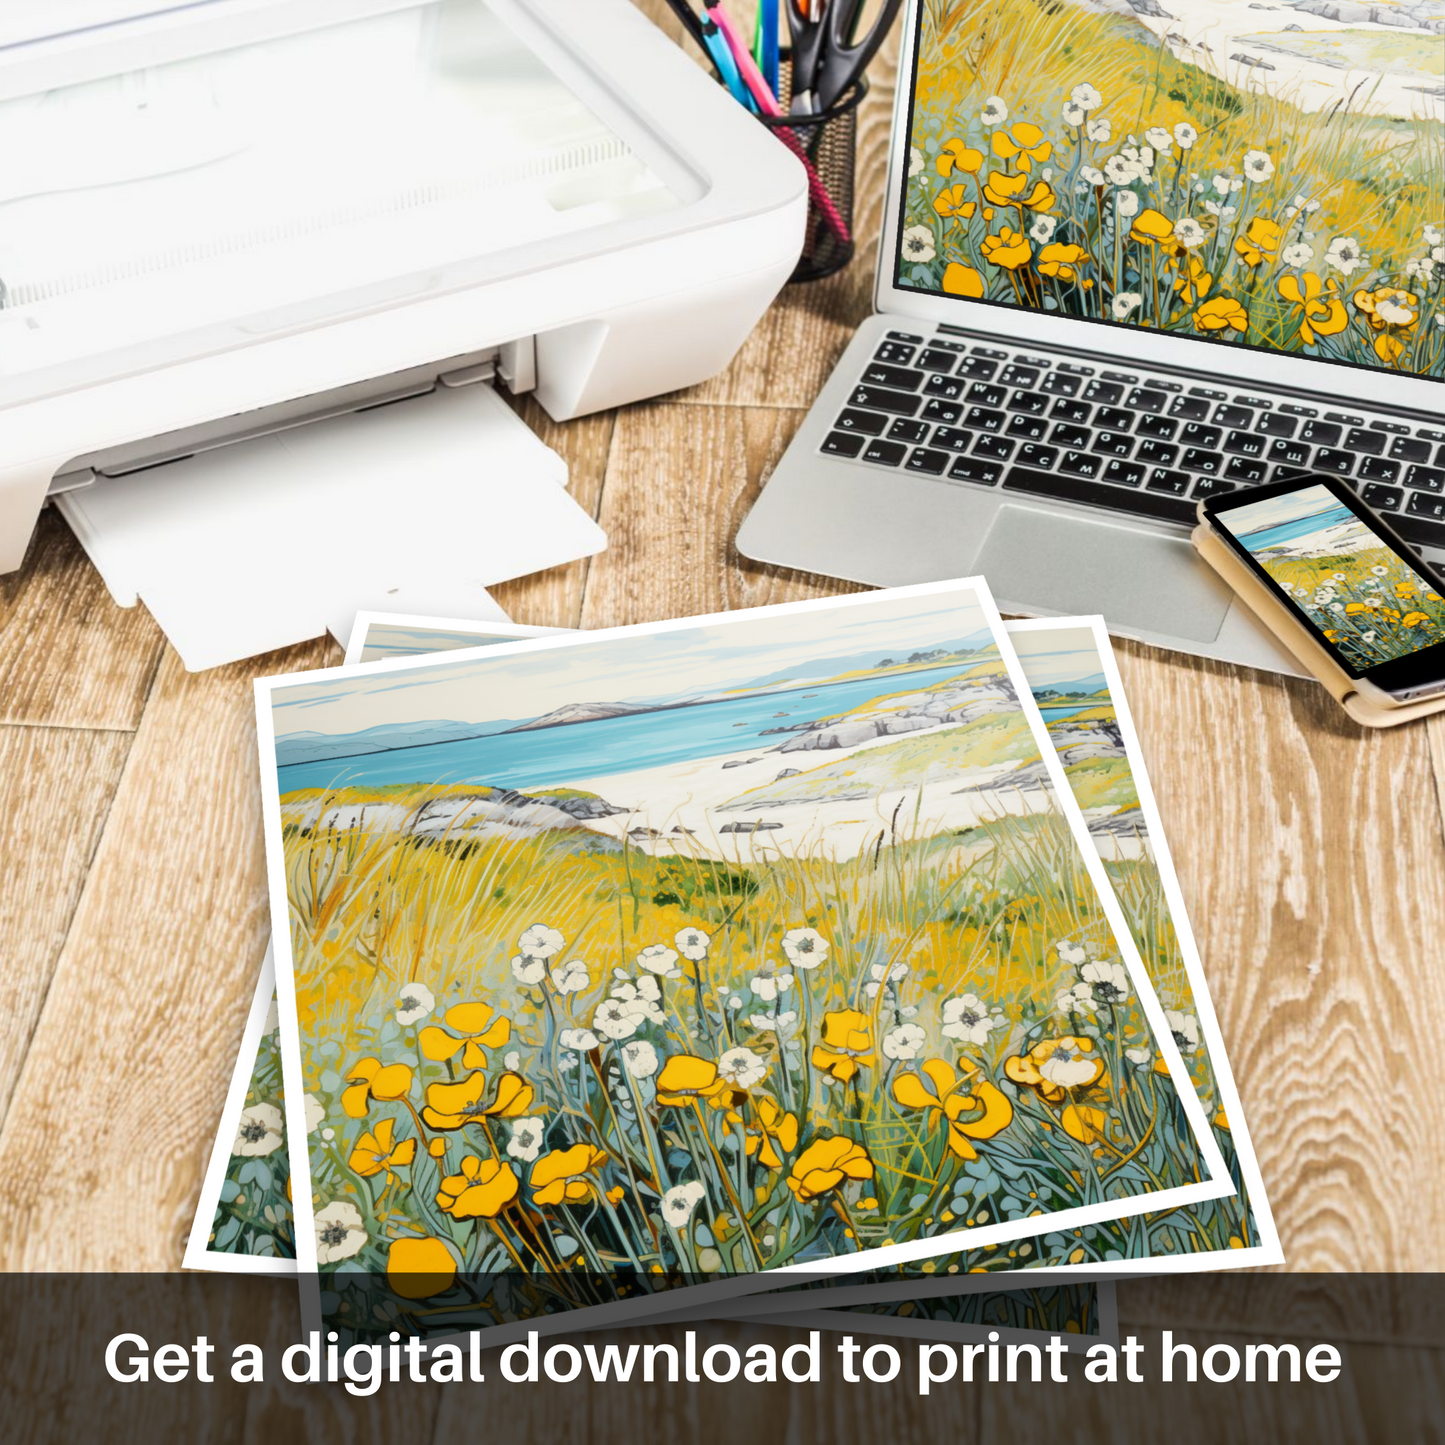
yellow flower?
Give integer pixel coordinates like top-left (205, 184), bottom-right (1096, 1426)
top-left (386, 1236), bottom-right (457, 1299)
top-left (1193, 297), bottom-right (1248, 334)
top-left (347, 1116), bottom-right (417, 1179)
top-left (891, 1057), bottom-right (1014, 1160)
top-left (530, 1144), bottom-right (608, 1206)
top-left (436, 1155), bottom-right (519, 1219)
top-left (811, 1008), bottom-right (874, 1083)
top-left (981, 228), bottom-right (1033, 271)
top-left (1396, 580), bottom-right (1416, 598)
top-left (1234, 216), bottom-right (1281, 266)
top-left (936, 138), bottom-right (984, 177)
top-left (419, 1002), bottom-right (511, 1070)
top-left (1004, 1036), bottom-right (1106, 1104)
top-left (421, 1070), bottom-right (536, 1130)
top-left (786, 1134), bottom-right (874, 1203)
top-left (932, 183), bottom-right (977, 220)
top-left (1173, 255), bottom-right (1213, 305)
top-left (1344, 602), bottom-right (1370, 615)
top-left (655, 1054), bottom-right (728, 1106)
top-left (340, 1057), bottom-right (414, 1119)
top-left (1129, 208), bottom-right (1175, 246)
top-left (942, 263), bottom-right (985, 297)
top-left (991, 122), bottom-right (1051, 173)
top-left (981, 170), bottom-right (1056, 212)
top-left (1277, 272), bottom-right (1347, 346)
top-left (1060, 1103), bottom-right (1111, 1145)
top-left (1214, 1107), bottom-right (1231, 1131)
top-left (1402, 610), bottom-right (1432, 627)
top-left (1036, 243), bottom-right (1091, 284)
top-left (1354, 286), bottom-right (1419, 332)
top-left (745, 1096), bottom-right (800, 1170)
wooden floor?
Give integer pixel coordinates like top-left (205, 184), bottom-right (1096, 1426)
top-left (2, 4), bottom-right (1443, 1439)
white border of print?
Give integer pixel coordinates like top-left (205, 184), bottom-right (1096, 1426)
top-left (183, 941), bottom-right (293, 1278)
top-left (341, 612), bottom-right (564, 666)
top-left (254, 579), bottom-right (1232, 1343)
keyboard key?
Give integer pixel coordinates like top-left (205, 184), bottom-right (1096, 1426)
top-left (1050, 423), bottom-right (1091, 450)
top-left (1008, 390), bottom-right (1050, 415)
top-left (850, 385), bottom-right (921, 417)
top-left (965, 406), bottom-right (1006, 432)
top-left (835, 408), bottom-right (889, 435)
top-left (1362, 483), bottom-right (1403, 511)
top-left (1256, 413), bottom-right (1298, 438)
top-left (1299, 420), bottom-right (1342, 446)
top-left (1083, 379), bottom-right (1124, 405)
top-left (1050, 398), bottom-right (1092, 424)
top-left (1215, 403), bottom-right (1255, 429)
top-left (1095, 406), bottom-right (1134, 432)
top-left (1016, 443), bottom-right (1059, 470)
top-left (934, 339), bottom-right (970, 353)
top-left (1104, 459), bottom-right (1146, 487)
top-left (971, 345), bottom-right (1007, 358)
top-left (1093, 432), bottom-right (1134, 457)
top-left (916, 348), bottom-right (959, 373)
top-left (974, 435), bottom-right (1015, 461)
top-left (887, 418), bottom-right (931, 444)
top-left (906, 447), bottom-right (950, 476)
top-left (1345, 427), bottom-right (1385, 456)
top-left (1407, 490), bottom-right (1445, 522)
top-left (1126, 387), bottom-right (1167, 413)
top-left (967, 382), bottom-right (1008, 407)
top-left (1326, 411), bottom-right (1364, 426)
top-left (1041, 372), bottom-right (1082, 397)
top-left (999, 364), bottom-right (1040, 388)
top-left (1060, 450), bottom-right (1104, 479)
top-left (1268, 438), bottom-right (1312, 468)
top-left (924, 374), bottom-right (967, 400)
top-left (1314, 447), bottom-right (1355, 476)
top-left (1006, 414), bottom-right (1048, 441)
top-left (1136, 440), bottom-right (1179, 467)
top-left (821, 431), bottom-right (864, 457)
top-left (861, 438), bottom-right (907, 466)
top-left (1192, 476), bottom-right (1236, 498)
top-left (1181, 447), bottom-right (1223, 475)
top-left (948, 456), bottom-right (1003, 485)
top-left (1136, 414), bottom-right (1179, 441)
top-left (930, 427), bottom-right (974, 453)
top-left (863, 363), bottom-right (925, 389)
top-left (1405, 465), bottom-right (1445, 493)
top-left (886, 330), bottom-right (924, 343)
top-left (1280, 404), bottom-right (1319, 418)
top-left (1389, 436), bottom-right (1432, 465)
top-left (958, 356), bottom-right (999, 379)
top-left (1369, 419), bottom-right (1409, 435)
top-left (1190, 386), bottom-right (1228, 401)
top-left (1003, 466), bottom-right (1197, 524)
top-left (1224, 456), bottom-right (1268, 483)
top-left (1395, 512), bottom-right (1445, 552)
top-left (1224, 430), bottom-right (1267, 458)
top-left (1146, 468), bottom-right (1190, 494)
top-left (1180, 423), bottom-right (1223, 449)
top-left (922, 398), bottom-right (963, 424)
top-left (874, 342), bottom-right (916, 365)
top-left (1359, 457), bottom-right (1400, 483)
top-left (1169, 395), bottom-right (1212, 421)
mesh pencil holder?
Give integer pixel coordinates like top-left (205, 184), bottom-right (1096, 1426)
top-left (758, 60), bottom-right (867, 284)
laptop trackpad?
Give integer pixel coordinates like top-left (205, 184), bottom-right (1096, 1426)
top-left (976, 504), bottom-right (1233, 643)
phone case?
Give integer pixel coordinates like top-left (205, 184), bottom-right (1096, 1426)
top-left (1192, 523), bottom-right (1445, 728)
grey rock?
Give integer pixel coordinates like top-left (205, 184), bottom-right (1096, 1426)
top-left (957, 759), bottom-right (1054, 795)
top-left (1087, 807), bottom-right (1149, 840)
top-left (719, 820), bottom-right (784, 833)
top-left (722, 757), bottom-right (763, 769)
top-left (776, 768), bottom-right (801, 779)
top-left (1231, 52), bottom-right (1276, 68)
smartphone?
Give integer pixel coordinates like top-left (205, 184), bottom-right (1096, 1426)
top-left (1199, 474), bottom-right (1445, 706)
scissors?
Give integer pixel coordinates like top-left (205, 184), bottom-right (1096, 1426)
top-left (785, 0), bottom-right (903, 113)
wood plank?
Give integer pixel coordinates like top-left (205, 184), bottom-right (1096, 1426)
top-left (579, 403), bottom-right (865, 630)
top-left (0, 725), bottom-right (134, 1127)
top-left (0, 638), bottom-right (336, 1269)
top-left (1111, 638), bottom-right (1445, 1272)
top-left (0, 509), bottom-right (165, 730)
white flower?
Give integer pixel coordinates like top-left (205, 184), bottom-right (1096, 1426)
top-left (882, 1023), bottom-right (927, 1060)
top-left (1062, 101), bottom-right (1087, 126)
top-left (507, 1117), bottom-right (546, 1162)
top-left (1103, 154), bottom-right (1136, 186)
top-left (1030, 214), bottom-right (1058, 243)
top-left (1081, 959), bottom-right (1131, 1005)
top-left (1325, 236), bottom-right (1366, 276)
top-left (1071, 82), bottom-right (1103, 112)
top-left (1055, 983), bottom-right (1096, 1018)
top-left (1086, 116), bottom-right (1112, 144)
top-left (981, 96), bottom-right (1008, 125)
top-left (1281, 243), bottom-right (1313, 267)
top-left (1433, 247), bottom-right (1445, 265)
top-left (560, 1027), bottom-right (599, 1053)
top-left (1212, 174), bottom-right (1238, 196)
top-left (394, 982), bottom-right (435, 1025)
top-left (1424, 223), bottom-right (1443, 247)
top-left (781, 927), bottom-right (829, 968)
top-left (1125, 1047), bottom-right (1152, 1066)
top-left (314, 1200), bottom-right (367, 1264)
top-left (1112, 291), bottom-right (1142, 319)
top-left (1124, 144), bottom-right (1154, 177)
top-left (1079, 165), bottom-right (1105, 186)
top-left (550, 958), bottom-right (589, 994)
top-left (509, 953), bottom-right (544, 986)
top-left (1166, 1008), bottom-right (1200, 1053)
top-left (1145, 126), bottom-right (1172, 150)
top-left (1115, 191), bottom-right (1140, 219)
top-left (942, 993), bottom-right (1001, 1045)
top-left (661, 1180), bottom-right (705, 1227)
top-left (621, 1039), bottom-right (659, 1078)
top-left (233, 1103), bottom-right (285, 1157)
top-left (1203, 201), bottom-right (1237, 220)
top-left (1057, 942), bottom-right (1087, 967)
top-left (1372, 565), bottom-right (1389, 577)
top-left (637, 944), bottom-right (682, 978)
top-left (675, 927), bottom-right (711, 961)
top-left (1405, 258), bottom-right (1435, 284)
top-left (909, 145), bottom-right (924, 177)
top-left (864, 960), bottom-right (909, 998)
top-left (593, 997), bottom-right (640, 1041)
top-left (611, 976), bottom-right (664, 1027)
top-left (1174, 121), bottom-right (1197, 149)
top-left (1173, 217), bottom-right (1206, 248)
top-left (1039, 1040), bottom-right (1101, 1088)
top-left (750, 1009), bottom-right (798, 1035)
top-left (504, 1050), bottom-right (520, 1071)
top-left (718, 1046), bottom-right (768, 1089)
top-left (518, 924), bottom-right (564, 960)
top-left (900, 225), bottom-right (937, 263)
top-left (1242, 149), bottom-right (1274, 183)
top-left (304, 1094), bottom-right (326, 1135)
top-left (749, 963), bottom-right (794, 1001)
top-left (1377, 294), bottom-right (1418, 326)
top-left (1292, 194), bottom-right (1321, 214)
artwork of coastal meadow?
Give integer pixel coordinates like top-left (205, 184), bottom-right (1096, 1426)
top-left (1219, 482), bottom-right (1445, 665)
top-left (261, 591), bottom-right (1221, 1341)
top-left (899, 0), bottom-right (1445, 374)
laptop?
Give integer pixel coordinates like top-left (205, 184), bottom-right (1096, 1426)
top-left (737, 0), bottom-right (1445, 674)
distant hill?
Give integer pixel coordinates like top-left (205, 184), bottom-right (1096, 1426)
top-left (275, 718), bottom-right (528, 768)
top-left (1032, 672), bottom-right (1108, 700)
top-left (743, 631), bottom-right (994, 688)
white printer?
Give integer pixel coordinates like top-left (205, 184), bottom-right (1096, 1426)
top-left (0, 0), bottom-right (806, 664)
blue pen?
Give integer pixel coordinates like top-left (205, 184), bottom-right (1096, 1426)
top-left (701, 15), bottom-right (755, 111)
top-left (758, 0), bottom-right (779, 97)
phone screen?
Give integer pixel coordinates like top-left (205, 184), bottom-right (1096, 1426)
top-left (1207, 478), bottom-right (1445, 683)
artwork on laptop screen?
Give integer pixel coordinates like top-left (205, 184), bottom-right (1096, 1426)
top-left (896, 0), bottom-right (1445, 378)
top-left (1215, 482), bottom-right (1445, 666)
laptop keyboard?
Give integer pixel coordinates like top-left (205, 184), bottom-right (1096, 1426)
top-left (821, 329), bottom-right (1445, 552)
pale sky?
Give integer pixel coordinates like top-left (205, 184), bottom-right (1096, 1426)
top-left (1008, 627), bottom-right (1103, 688)
top-left (1222, 484), bottom-right (1345, 535)
top-left (270, 589), bottom-right (994, 737)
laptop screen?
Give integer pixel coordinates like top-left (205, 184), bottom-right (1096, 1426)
top-left (892, 0), bottom-right (1444, 383)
